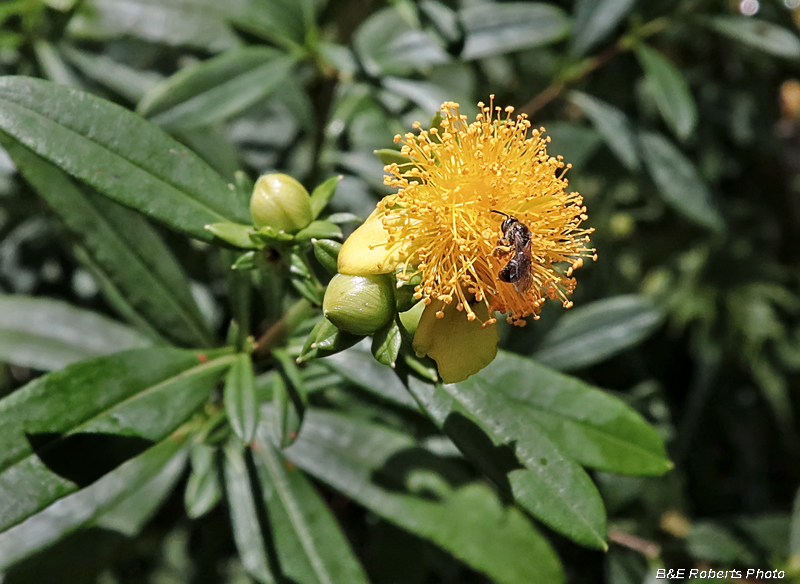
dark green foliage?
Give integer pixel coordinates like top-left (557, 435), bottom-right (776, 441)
top-left (0, 0), bottom-right (798, 583)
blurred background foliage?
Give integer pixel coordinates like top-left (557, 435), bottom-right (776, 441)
top-left (1, 0), bottom-right (800, 582)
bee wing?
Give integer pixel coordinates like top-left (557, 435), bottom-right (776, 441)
top-left (511, 252), bottom-right (534, 293)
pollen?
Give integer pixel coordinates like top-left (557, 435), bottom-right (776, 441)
top-left (381, 97), bottom-right (595, 326)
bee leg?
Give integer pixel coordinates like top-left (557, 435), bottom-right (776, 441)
top-left (493, 237), bottom-right (512, 257)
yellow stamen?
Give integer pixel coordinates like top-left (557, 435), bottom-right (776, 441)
top-left (380, 97), bottom-right (595, 325)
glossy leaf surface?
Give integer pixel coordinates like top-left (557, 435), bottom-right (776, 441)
top-left (0, 295), bottom-right (151, 371)
top-left (0, 437), bottom-right (187, 570)
top-left (460, 3), bottom-right (570, 60)
top-left (636, 45), bottom-right (697, 141)
top-left (138, 48), bottom-right (294, 130)
top-left (0, 347), bottom-right (233, 533)
top-left (252, 426), bottom-right (370, 584)
top-left (283, 409), bottom-right (565, 584)
top-left (2, 139), bottom-right (214, 346)
top-left (639, 131), bottom-right (724, 231)
top-left (0, 77), bottom-right (250, 241)
top-left (533, 295), bottom-right (664, 371)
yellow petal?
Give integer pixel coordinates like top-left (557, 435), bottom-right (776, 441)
top-left (413, 300), bottom-right (499, 384)
top-left (338, 208), bottom-right (408, 275)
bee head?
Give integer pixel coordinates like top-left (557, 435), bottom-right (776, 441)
top-left (491, 209), bottom-right (518, 234)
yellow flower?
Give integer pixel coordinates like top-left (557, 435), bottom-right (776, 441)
top-left (338, 97), bottom-right (595, 382)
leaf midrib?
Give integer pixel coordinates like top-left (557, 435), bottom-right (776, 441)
top-left (0, 91), bottom-right (233, 225)
top-left (1, 352), bottom-right (234, 475)
top-left (499, 391), bottom-right (668, 469)
top-left (79, 186), bottom-right (212, 344)
top-left (440, 379), bottom-right (606, 546)
top-left (257, 441), bottom-right (335, 584)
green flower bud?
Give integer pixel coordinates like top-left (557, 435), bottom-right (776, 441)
top-left (250, 173), bottom-right (313, 233)
top-left (323, 274), bottom-right (394, 335)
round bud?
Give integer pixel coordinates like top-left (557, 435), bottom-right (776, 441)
top-left (323, 274), bottom-right (395, 335)
top-left (250, 173), bottom-right (313, 233)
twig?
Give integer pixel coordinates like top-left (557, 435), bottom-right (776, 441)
top-left (608, 529), bottom-right (661, 559)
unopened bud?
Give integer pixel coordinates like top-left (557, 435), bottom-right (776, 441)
top-left (250, 173), bottom-right (313, 233)
top-left (323, 274), bottom-right (394, 335)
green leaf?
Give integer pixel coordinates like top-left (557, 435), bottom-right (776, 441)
top-left (33, 41), bottom-right (81, 88)
top-left (570, 0), bottom-right (636, 56)
top-left (225, 354), bottom-right (259, 444)
top-left (67, 0), bottom-right (241, 52)
top-left (185, 443), bottom-right (222, 519)
top-left (543, 122), bottom-right (602, 168)
top-left (92, 445), bottom-right (187, 536)
top-left (0, 76), bottom-right (250, 241)
top-left (403, 372), bottom-right (607, 548)
top-left (706, 16), bottom-right (800, 60)
top-left (372, 319), bottom-right (402, 368)
top-left (251, 427), bottom-right (370, 584)
top-left (469, 351), bottom-right (672, 476)
top-left (0, 437), bottom-right (187, 570)
top-left (297, 317), bottom-right (363, 363)
top-left (282, 409), bottom-right (565, 584)
top-left (0, 295), bottom-right (152, 371)
top-left (271, 374), bottom-right (303, 449)
top-left (223, 442), bottom-right (276, 584)
top-left (311, 239), bottom-right (341, 274)
top-left (308, 175), bottom-right (342, 219)
top-left (635, 45), bottom-right (697, 141)
top-left (353, 7), bottom-right (450, 76)
top-left (382, 76), bottom-right (452, 115)
top-left (533, 295), bottom-right (664, 371)
top-left (639, 131), bottom-right (724, 232)
top-left (2, 139), bottom-right (214, 346)
top-left (206, 222), bottom-right (262, 250)
top-left (460, 3), bottom-right (570, 60)
top-left (324, 344), bottom-right (420, 410)
top-left (0, 347), bottom-right (234, 533)
top-left (374, 148), bottom-right (412, 167)
top-left (138, 48), bottom-right (295, 131)
top-left (294, 220), bottom-right (343, 242)
top-left (687, 522), bottom-right (757, 564)
top-left (60, 45), bottom-right (164, 104)
top-left (568, 91), bottom-right (639, 171)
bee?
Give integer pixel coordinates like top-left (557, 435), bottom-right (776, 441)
top-left (491, 210), bottom-right (534, 293)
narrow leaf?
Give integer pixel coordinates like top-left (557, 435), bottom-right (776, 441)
top-left (0, 437), bottom-right (187, 570)
top-left (533, 295), bottom-right (664, 371)
top-left (67, 0), bottom-right (241, 52)
top-left (570, 0), bottom-right (636, 56)
top-left (0, 295), bottom-right (151, 371)
top-left (92, 445), bottom-right (187, 536)
top-left (707, 16), bottom-right (800, 59)
top-left (354, 7), bottom-right (450, 76)
top-left (404, 373), bottom-right (608, 549)
top-left (0, 76), bottom-right (250, 241)
top-left (2, 139), bottom-right (214, 346)
top-left (639, 131), bottom-right (724, 231)
top-left (0, 347), bottom-right (233, 533)
top-left (138, 48), bottom-right (295, 131)
top-left (225, 354), bottom-right (259, 443)
top-left (461, 351), bottom-right (673, 476)
top-left (185, 443), bottom-right (222, 519)
top-left (460, 3), bottom-right (570, 60)
top-left (635, 45), bottom-right (697, 141)
top-left (224, 442), bottom-right (276, 584)
top-left (252, 427), bottom-right (370, 584)
top-left (568, 91), bottom-right (639, 171)
top-left (309, 175), bottom-right (342, 219)
top-left (282, 409), bottom-right (565, 584)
